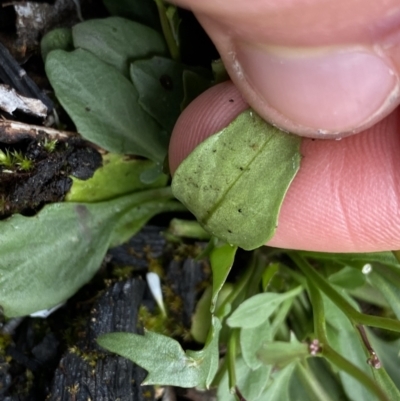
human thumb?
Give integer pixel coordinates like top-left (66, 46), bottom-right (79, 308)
top-left (173, 0), bottom-right (400, 138)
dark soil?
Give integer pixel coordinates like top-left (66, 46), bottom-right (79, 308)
top-left (0, 136), bottom-right (101, 218)
top-left (0, 226), bottom-right (212, 401)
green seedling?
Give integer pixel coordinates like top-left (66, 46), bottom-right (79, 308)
top-left (0, 149), bottom-right (15, 168)
top-left (12, 151), bottom-right (34, 171)
top-left (43, 138), bottom-right (58, 153)
top-left (0, 149), bottom-right (34, 171)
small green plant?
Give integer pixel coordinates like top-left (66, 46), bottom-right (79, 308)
top-left (0, 149), bottom-right (34, 171)
top-left (12, 151), bottom-right (34, 171)
top-left (0, 149), bottom-right (15, 168)
top-left (42, 138), bottom-right (58, 153)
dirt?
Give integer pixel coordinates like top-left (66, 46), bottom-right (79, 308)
top-left (0, 136), bottom-right (101, 217)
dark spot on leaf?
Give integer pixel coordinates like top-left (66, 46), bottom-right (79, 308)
top-left (238, 209), bottom-right (242, 213)
top-left (239, 167), bottom-right (243, 171)
top-left (75, 204), bottom-right (89, 220)
top-left (212, 149), bottom-right (216, 153)
top-left (85, 107), bottom-right (91, 112)
top-left (159, 74), bottom-right (173, 91)
top-left (229, 98), bottom-right (234, 103)
top-left (228, 229), bottom-right (232, 233)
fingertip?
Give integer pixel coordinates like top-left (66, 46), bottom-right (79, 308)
top-left (169, 81), bottom-right (248, 173)
top-left (169, 80), bottom-right (400, 252)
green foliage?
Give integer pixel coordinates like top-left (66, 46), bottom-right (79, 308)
top-left (227, 286), bottom-right (302, 329)
top-left (0, 149), bottom-right (34, 171)
top-left (172, 110), bottom-right (302, 250)
top-left (0, 149), bottom-right (15, 168)
top-left (98, 247), bottom-right (400, 400)
top-left (0, 187), bottom-right (178, 317)
top-left (46, 49), bottom-right (168, 162)
top-left (12, 151), bottom-right (34, 171)
top-left (42, 138), bottom-right (58, 153)
top-left (130, 56), bottom-right (184, 132)
top-left (41, 28), bottom-right (73, 61)
top-left (98, 317), bottom-right (221, 388)
top-left (66, 154), bottom-right (167, 202)
top-left (72, 17), bottom-right (168, 77)
top-left (210, 242), bottom-right (237, 312)
top-left (34, 3), bottom-right (400, 400)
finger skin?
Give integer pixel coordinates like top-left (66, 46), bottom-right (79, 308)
top-left (172, 0), bottom-right (400, 45)
top-left (170, 82), bottom-right (400, 252)
top-left (170, 0), bottom-right (400, 137)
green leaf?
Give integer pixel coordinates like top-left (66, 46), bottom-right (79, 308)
top-left (257, 340), bottom-right (309, 368)
top-left (270, 298), bottom-right (296, 337)
top-left (291, 361), bottom-right (344, 401)
top-left (227, 287), bottom-right (302, 329)
top-left (98, 316), bottom-right (221, 388)
top-left (140, 162), bottom-right (164, 184)
top-left (369, 270), bottom-right (400, 320)
top-left (130, 56), bottom-right (184, 132)
top-left (154, 0), bottom-right (180, 61)
top-left (259, 362), bottom-right (297, 401)
top-left (323, 295), bottom-right (376, 401)
top-left (103, 0), bottom-right (160, 30)
top-left (371, 365), bottom-right (400, 401)
top-left (0, 189), bottom-right (174, 317)
top-left (187, 316), bottom-right (222, 388)
top-left (370, 333), bottom-right (400, 390)
top-left (217, 357), bottom-right (271, 401)
top-left (41, 27), bottom-right (73, 61)
top-left (46, 49), bottom-right (167, 162)
top-left (240, 319), bottom-right (272, 370)
top-left (66, 154), bottom-right (167, 202)
top-left (328, 266), bottom-right (366, 289)
top-left (210, 242), bottom-right (237, 313)
top-left (171, 109), bottom-right (302, 250)
top-left (300, 251), bottom-right (399, 269)
top-left (73, 17), bottom-right (167, 77)
top-left (191, 284), bottom-right (233, 343)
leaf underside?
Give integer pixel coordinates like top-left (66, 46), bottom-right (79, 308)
top-left (172, 109), bottom-right (302, 250)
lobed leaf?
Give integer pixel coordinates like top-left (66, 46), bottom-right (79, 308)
top-left (98, 316), bottom-right (221, 388)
